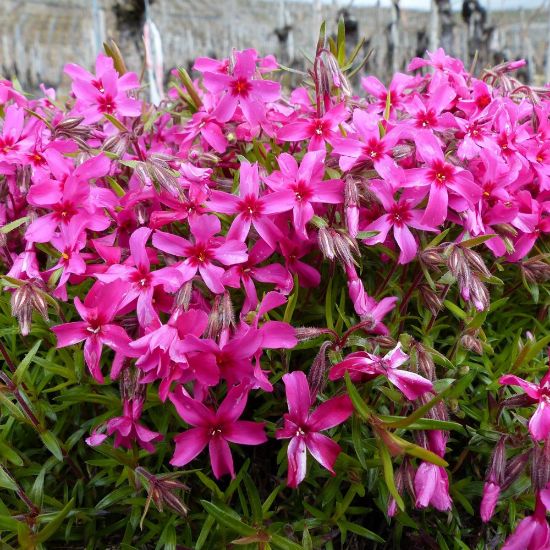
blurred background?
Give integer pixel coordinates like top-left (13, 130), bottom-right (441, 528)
top-left (1, 0), bottom-right (549, 94)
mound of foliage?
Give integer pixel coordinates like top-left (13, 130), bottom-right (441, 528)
top-left (1, 27), bottom-right (550, 549)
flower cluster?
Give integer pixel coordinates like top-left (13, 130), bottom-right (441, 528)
top-left (2, 40), bottom-right (550, 546)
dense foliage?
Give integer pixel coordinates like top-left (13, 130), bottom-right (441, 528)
top-left (1, 27), bottom-right (550, 549)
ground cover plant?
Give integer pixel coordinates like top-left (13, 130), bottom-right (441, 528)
top-left (1, 25), bottom-right (550, 549)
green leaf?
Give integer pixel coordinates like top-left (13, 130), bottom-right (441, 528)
top-left (0, 216), bottom-right (29, 234)
top-left (444, 300), bottom-right (467, 320)
top-left (106, 176), bottom-right (126, 197)
top-left (377, 441), bottom-right (404, 511)
top-left (391, 434), bottom-right (449, 467)
top-left (344, 372), bottom-right (372, 421)
top-left (337, 16), bottom-right (346, 65)
top-left (0, 441), bottom-right (23, 466)
top-left (459, 234), bottom-right (497, 248)
top-left (39, 431), bottom-right (64, 461)
top-left (200, 500), bottom-right (255, 537)
top-left (283, 275), bottom-right (299, 324)
top-left (512, 334), bottom-right (550, 372)
top-left (243, 473), bottom-right (262, 524)
top-left (103, 113), bottom-right (127, 132)
top-left (33, 498), bottom-right (75, 544)
top-left (337, 520), bottom-right (384, 543)
top-left (177, 68), bottom-right (203, 109)
top-left (14, 339), bottom-right (42, 384)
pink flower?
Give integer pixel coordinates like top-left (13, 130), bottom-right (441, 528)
top-left (265, 151), bottom-right (344, 239)
top-left (202, 49), bottom-right (280, 128)
top-left (152, 214), bottom-right (248, 294)
top-left (503, 492), bottom-right (550, 550)
top-left (277, 102), bottom-right (348, 151)
top-left (361, 179), bottom-right (436, 264)
top-left (65, 54), bottom-right (141, 124)
top-left (403, 132), bottom-right (481, 227)
top-left (207, 160), bottom-right (293, 249)
top-left (275, 371), bottom-right (353, 488)
top-left (329, 344), bottom-right (433, 400)
top-left (414, 462), bottom-right (452, 512)
top-left (96, 227), bottom-right (184, 327)
top-left (51, 281), bottom-right (133, 383)
top-left (169, 383), bottom-right (267, 478)
top-left (222, 240), bottom-right (292, 314)
top-left (480, 481), bottom-right (501, 523)
top-left (105, 399), bottom-right (162, 452)
top-left (499, 369), bottom-right (550, 441)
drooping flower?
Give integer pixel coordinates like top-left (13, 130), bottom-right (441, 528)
top-left (275, 371), bottom-right (353, 488)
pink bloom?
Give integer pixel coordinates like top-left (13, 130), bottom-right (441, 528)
top-left (329, 344), bottom-right (433, 400)
top-left (202, 49), bottom-right (280, 128)
top-left (480, 481), bottom-right (501, 523)
top-left (130, 308), bottom-right (211, 399)
top-left (403, 132), bottom-right (481, 227)
top-left (207, 160), bottom-right (293, 249)
top-left (170, 383), bottom-right (267, 478)
top-left (277, 102), bottom-right (348, 151)
top-left (414, 463), bottom-right (452, 512)
top-left (265, 151), bottom-right (344, 239)
top-left (503, 493), bottom-right (550, 550)
top-left (105, 399), bottom-right (162, 452)
top-left (51, 281), bottom-right (133, 383)
top-left (152, 214), bottom-right (248, 294)
top-left (96, 227), bottom-right (184, 327)
top-left (222, 240), bottom-right (292, 314)
top-left (275, 371), bottom-right (353, 488)
top-left (499, 369), bottom-right (550, 441)
top-left (361, 179), bottom-right (436, 264)
top-left (65, 54), bottom-right (141, 124)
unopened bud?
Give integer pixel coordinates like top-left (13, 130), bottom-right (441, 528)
top-left (420, 248), bottom-right (445, 267)
top-left (174, 282), bottom-right (193, 312)
top-left (419, 284), bottom-right (443, 317)
top-left (317, 226), bottom-right (336, 261)
top-left (55, 116), bottom-right (85, 131)
top-left (501, 449), bottom-right (531, 491)
top-left (295, 327), bottom-right (334, 342)
top-left (308, 341), bottom-right (332, 398)
top-left (463, 248), bottom-right (491, 278)
top-left (486, 437), bottom-right (507, 485)
top-left (461, 333), bottom-right (483, 354)
top-left (533, 440), bottom-right (550, 491)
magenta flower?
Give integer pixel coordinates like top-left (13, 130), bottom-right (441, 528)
top-left (87, 399), bottom-right (163, 452)
top-left (152, 214), bottom-right (248, 294)
top-left (222, 240), bottom-right (292, 314)
top-left (277, 102), bottom-right (348, 151)
top-left (170, 383), bottom-right (267, 478)
top-left (0, 105), bottom-right (34, 163)
top-left (65, 54), bottom-right (141, 124)
top-left (51, 281), bottom-right (133, 383)
top-left (480, 481), bottom-right (501, 523)
top-left (265, 151), bottom-right (344, 239)
top-left (414, 462), bottom-right (452, 512)
top-left (499, 369), bottom-right (550, 441)
top-left (332, 109), bottom-right (402, 173)
top-left (26, 153), bottom-right (113, 243)
top-left (207, 160), bottom-right (293, 249)
top-left (203, 49), bottom-right (280, 127)
top-left (361, 179), bottom-right (436, 264)
top-left (129, 308), bottom-right (211, 399)
top-left (503, 492), bottom-right (550, 550)
top-left (329, 344), bottom-right (433, 400)
top-left (275, 371), bottom-right (353, 488)
top-left (403, 132), bottom-right (481, 227)
top-left (96, 227), bottom-right (184, 327)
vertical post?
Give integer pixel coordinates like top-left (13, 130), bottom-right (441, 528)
top-left (429, 0), bottom-right (439, 52)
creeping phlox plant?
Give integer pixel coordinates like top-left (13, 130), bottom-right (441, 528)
top-left (1, 28), bottom-right (550, 548)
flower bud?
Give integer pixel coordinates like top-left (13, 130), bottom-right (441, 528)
top-left (501, 449), bottom-right (531, 491)
top-left (461, 333), bottom-right (483, 354)
top-left (532, 439), bottom-right (550, 491)
top-left (295, 327), bottom-right (334, 342)
top-left (419, 284), bottom-right (443, 317)
top-left (317, 226), bottom-right (336, 261)
top-left (308, 341), bottom-right (332, 398)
